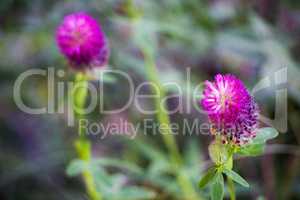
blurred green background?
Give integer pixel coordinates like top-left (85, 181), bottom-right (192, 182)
top-left (0, 0), bottom-right (300, 199)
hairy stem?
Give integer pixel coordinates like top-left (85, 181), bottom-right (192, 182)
top-left (72, 73), bottom-right (102, 200)
top-left (75, 139), bottom-right (102, 200)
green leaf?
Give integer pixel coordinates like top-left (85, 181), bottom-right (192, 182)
top-left (237, 128), bottom-right (278, 156)
top-left (198, 167), bottom-right (217, 188)
top-left (108, 186), bottom-right (156, 200)
top-left (208, 140), bottom-right (229, 164)
top-left (223, 169), bottom-right (249, 188)
top-left (210, 173), bottom-right (224, 200)
top-left (148, 160), bottom-right (171, 176)
top-left (92, 167), bottom-right (113, 191)
top-left (252, 127), bottom-right (278, 144)
top-left (66, 159), bottom-right (87, 177)
top-left (144, 173), bottom-right (180, 197)
top-left (238, 143), bottom-right (265, 156)
top-left (91, 158), bottom-right (143, 175)
top-left (124, 138), bottom-right (166, 161)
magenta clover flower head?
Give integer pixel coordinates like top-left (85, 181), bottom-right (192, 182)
top-left (201, 74), bottom-right (259, 145)
top-left (56, 12), bottom-right (109, 70)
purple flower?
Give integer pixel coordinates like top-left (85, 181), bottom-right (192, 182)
top-left (201, 74), bottom-right (259, 145)
top-left (56, 12), bottom-right (109, 70)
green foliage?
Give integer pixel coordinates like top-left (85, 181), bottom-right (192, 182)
top-left (91, 158), bottom-right (143, 175)
top-left (108, 186), bottom-right (156, 200)
top-left (251, 127), bottom-right (279, 144)
top-left (223, 155), bottom-right (233, 170)
top-left (198, 167), bottom-right (217, 188)
top-left (66, 159), bottom-right (88, 177)
top-left (210, 173), bottom-right (224, 200)
top-left (208, 140), bottom-right (230, 165)
top-left (238, 143), bottom-right (265, 156)
top-left (237, 127), bottom-right (278, 156)
top-left (66, 157), bottom-right (156, 200)
top-left (124, 138), bottom-right (204, 199)
top-left (199, 127), bottom-right (279, 199)
top-left (223, 169), bottom-right (249, 188)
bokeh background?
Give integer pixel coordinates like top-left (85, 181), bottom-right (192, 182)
top-left (0, 0), bottom-right (300, 199)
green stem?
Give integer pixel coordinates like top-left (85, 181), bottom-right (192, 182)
top-left (142, 47), bottom-right (201, 200)
top-left (72, 74), bottom-right (102, 200)
top-left (227, 177), bottom-right (236, 200)
top-left (142, 48), bottom-right (181, 164)
top-left (75, 139), bottom-right (102, 200)
top-left (227, 147), bottom-right (236, 200)
top-left (125, 2), bottom-right (201, 198)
